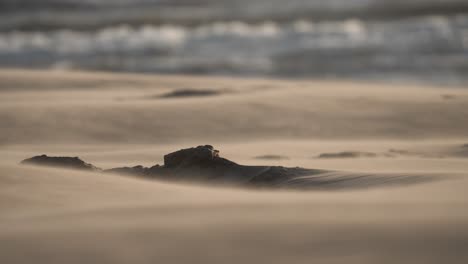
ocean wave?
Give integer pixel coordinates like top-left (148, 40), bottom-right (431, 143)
top-left (0, 15), bottom-right (467, 83)
top-left (0, 25), bottom-right (186, 54)
top-left (2, 0), bottom-right (468, 32)
top-left (0, 19), bottom-right (377, 55)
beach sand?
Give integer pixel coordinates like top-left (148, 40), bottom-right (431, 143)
top-left (1, 69), bottom-right (468, 263)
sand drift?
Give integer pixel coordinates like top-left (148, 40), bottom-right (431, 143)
top-left (21, 145), bottom-right (435, 190)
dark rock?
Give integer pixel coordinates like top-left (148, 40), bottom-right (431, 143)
top-left (163, 145), bottom-right (226, 168)
top-left (441, 94), bottom-right (456, 100)
top-left (452, 143), bottom-right (468, 158)
top-left (254, 155), bottom-right (289, 160)
top-left (250, 166), bottom-right (321, 185)
top-left (21, 154), bottom-right (101, 171)
top-left (316, 151), bottom-right (377, 159)
top-left (20, 146), bottom-right (319, 185)
top-left (104, 165), bottom-right (148, 176)
top-left (20, 146), bottom-right (436, 190)
top-left (159, 89), bottom-right (220, 99)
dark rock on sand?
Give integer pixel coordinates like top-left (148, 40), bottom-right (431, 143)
top-left (167, 146), bottom-right (319, 183)
top-left (159, 89), bottom-right (220, 98)
top-left (21, 145), bottom-right (436, 190)
top-left (452, 143), bottom-right (468, 158)
top-left (21, 154), bottom-right (101, 171)
top-left (105, 165), bottom-right (150, 176)
top-left (164, 145), bottom-right (225, 168)
top-left (441, 94), bottom-right (456, 100)
top-left (316, 151), bottom-right (377, 159)
top-left (21, 146), bottom-right (320, 186)
top-left (107, 145), bottom-right (323, 185)
top-left (254, 155), bottom-right (290, 160)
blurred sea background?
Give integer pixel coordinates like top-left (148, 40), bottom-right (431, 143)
top-left (1, 0), bottom-right (468, 85)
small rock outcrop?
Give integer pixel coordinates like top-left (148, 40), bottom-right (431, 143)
top-left (20, 145), bottom-right (434, 189)
top-left (21, 154), bottom-right (101, 171)
top-left (316, 151), bottom-right (377, 159)
top-left (163, 145), bottom-right (232, 168)
top-left (20, 146), bottom-right (314, 185)
top-left (159, 89), bottom-right (220, 99)
top-left (104, 165), bottom-right (149, 176)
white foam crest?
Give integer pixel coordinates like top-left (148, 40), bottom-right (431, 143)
top-left (0, 32), bottom-right (52, 52)
top-left (293, 20), bottom-right (314, 33)
top-left (426, 16), bottom-right (453, 37)
top-left (193, 21), bottom-right (281, 38)
top-left (343, 19), bottom-right (366, 36)
top-left (0, 24), bottom-right (188, 55)
top-left (0, 19), bottom-right (374, 55)
top-left (462, 29), bottom-right (468, 49)
top-left (0, 16), bottom-right (464, 69)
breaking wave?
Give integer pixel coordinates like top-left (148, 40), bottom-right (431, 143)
top-left (0, 15), bottom-right (468, 84)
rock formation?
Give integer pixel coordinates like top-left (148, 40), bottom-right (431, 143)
top-left (21, 154), bottom-right (101, 171)
top-left (20, 145), bottom-right (432, 189)
top-left (20, 145), bottom-right (320, 186)
top-left (163, 145), bottom-right (224, 168)
top-left (159, 89), bottom-right (220, 98)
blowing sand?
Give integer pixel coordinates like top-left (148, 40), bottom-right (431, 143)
top-left (1, 69), bottom-right (468, 263)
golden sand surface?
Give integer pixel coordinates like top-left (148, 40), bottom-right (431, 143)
top-left (1, 69), bottom-right (468, 263)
